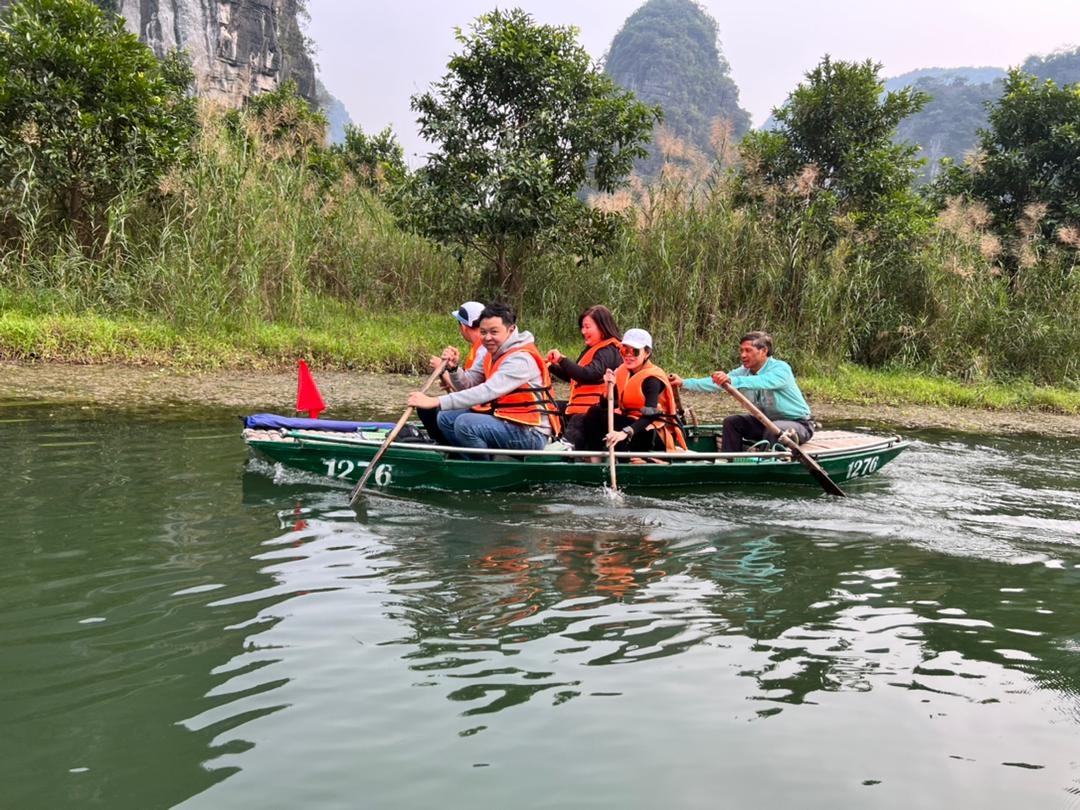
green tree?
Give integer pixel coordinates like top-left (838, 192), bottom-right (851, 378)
top-left (604, 0), bottom-right (750, 176)
top-left (741, 57), bottom-right (928, 218)
top-left (737, 57), bottom-right (933, 365)
top-left (230, 79), bottom-right (327, 155)
top-left (398, 7), bottom-right (660, 301)
top-left (0, 0), bottom-right (196, 246)
top-left (933, 69), bottom-right (1080, 282)
top-left (334, 125), bottom-right (407, 192)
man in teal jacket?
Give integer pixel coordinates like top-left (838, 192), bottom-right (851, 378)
top-left (670, 331), bottom-right (815, 452)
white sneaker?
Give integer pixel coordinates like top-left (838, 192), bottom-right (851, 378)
top-left (545, 439), bottom-right (574, 452)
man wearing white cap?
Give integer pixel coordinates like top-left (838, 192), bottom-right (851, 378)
top-left (409, 303), bottom-right (562, 459)
top-left (434, 300), bottom-right (488, 384)
top-left (419, 301), bottom-right (489, 444)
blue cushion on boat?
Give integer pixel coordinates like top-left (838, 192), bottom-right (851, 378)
top-left (242, 413), bottom-right (396, 432)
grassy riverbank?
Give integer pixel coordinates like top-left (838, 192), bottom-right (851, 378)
top-left (2, 306), bottom-right (1079, 418)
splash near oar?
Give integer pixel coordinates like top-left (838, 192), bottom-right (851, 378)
top-left (606, 379), bottom-right (618, 494)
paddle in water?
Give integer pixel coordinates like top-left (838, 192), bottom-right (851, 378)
top-left (606, 379), bottom-right (618, 494)
top-left (720, 381), bottom-right (846, 497)
top-left (348, 360), bottom-right (447, 505)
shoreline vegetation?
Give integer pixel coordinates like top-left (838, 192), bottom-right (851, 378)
top-left (2, 308), bottom-right (1080, 416)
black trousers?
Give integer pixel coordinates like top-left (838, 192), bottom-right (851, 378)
top-left (720, 413), bottom-right (813, 453)
top-left (579, 404), bottom-right (665, 453)
top-left (417, 407), bottom-right (449, 445)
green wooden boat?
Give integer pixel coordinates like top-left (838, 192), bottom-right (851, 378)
top-left (242, 415), bottom-right (909, 493)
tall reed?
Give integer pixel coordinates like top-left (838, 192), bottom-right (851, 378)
top-left (2, 102), bottom-right (1079, 385)
top-left (1, 102), bottom-right (474, 330)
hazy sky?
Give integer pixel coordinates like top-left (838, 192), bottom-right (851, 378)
top-left (304, 0), bottom-right (1079, 162)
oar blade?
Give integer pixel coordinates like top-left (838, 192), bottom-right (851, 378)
top-left (785, 440), bottom-right (846, 497)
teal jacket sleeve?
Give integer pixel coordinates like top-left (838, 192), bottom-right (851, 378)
top-left (681, 376), bottom-right (723, 394)
top-left (728, 359), bottom-right (795, 390)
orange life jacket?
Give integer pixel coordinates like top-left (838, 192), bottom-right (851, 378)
top-left (471, 344), bottom-right (563, 434)
top-left (565, 337), bottom-right (621, 415)
top-left (463, 339), bottom-right (481, 371)
top-left (615, 363), bottom-right (688, 451)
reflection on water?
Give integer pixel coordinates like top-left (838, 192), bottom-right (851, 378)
top-left (2, 407), bottom-right (1080, 809)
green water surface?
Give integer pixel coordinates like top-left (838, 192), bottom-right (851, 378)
top-left (2, 404), bottom-right (1079, 809)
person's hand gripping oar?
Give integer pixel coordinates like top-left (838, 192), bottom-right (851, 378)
top-left (601, 369), bottom-right (625, 501)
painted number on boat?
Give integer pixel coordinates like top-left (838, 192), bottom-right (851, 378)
top-left (845, 455), bottom-right (880, 479)
top-left (323, 458), bottom-right (356, 479)
top-left (322, 458), bottom-right (392, 486)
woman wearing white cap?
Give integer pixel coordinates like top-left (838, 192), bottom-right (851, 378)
top-left (580, 328), bottom-right (687, 456)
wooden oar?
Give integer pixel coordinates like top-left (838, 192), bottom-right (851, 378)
top-left (348, 360), bottom-right (447, 504)
top-left (606, 379), bottom-right (618, 492)
top-left (670, 379), bottom-right (698, 427)
top-left (720, 382), bottom-right (846, 497)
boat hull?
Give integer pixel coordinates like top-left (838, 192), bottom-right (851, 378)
top-left (243, 423), bottom-right (909, 493)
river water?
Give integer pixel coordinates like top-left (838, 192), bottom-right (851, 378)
top-left (3, 402), bottom-right (1079, 809)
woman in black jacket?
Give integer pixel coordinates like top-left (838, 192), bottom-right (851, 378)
top-left (545, 305), bottom-right (622, 449)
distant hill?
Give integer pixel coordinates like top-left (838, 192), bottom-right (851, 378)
top-left (885, 66), bottom-right (1006, 91)
top-left (1023, 46), bottom-right (1080, 85)
top-left (604, 0), bottom-right (751, 178)
top-left (889, 51), bottom-right (1080, 182)
top-left (316, 80), bottom-right (352, 145)
top-left (890, 69), bottom-right (1005, 182)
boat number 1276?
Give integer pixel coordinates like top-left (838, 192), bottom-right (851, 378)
top-left (845, 455), bottom-right (880, 479)
top-left (322, 458), bottom-right (392, 486)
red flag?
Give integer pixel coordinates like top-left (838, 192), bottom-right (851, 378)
top-left (296, 359), bottom-right (326, 419)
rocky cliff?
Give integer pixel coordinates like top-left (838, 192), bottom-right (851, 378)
top-left (0, 0), bottom-right (303, 105)
top-left (0, 0), bottom-right (316, 104)
top-left (118, 0), bottom-right (315, 105)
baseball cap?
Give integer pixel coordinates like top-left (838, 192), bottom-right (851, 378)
top-left (452, 301), bottom-right (485, 327)
top-left (621, 328), bottom-right (653, 349)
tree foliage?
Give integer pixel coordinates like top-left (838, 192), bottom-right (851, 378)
top-left (0, 0), bottom-right (196, 246)
top-left (741, 57), bottom-right (928, 215)
top-left (229, 79), bottom-right (327, 155)
top-left (604, 0), bottom-right (750, 176)
top-left (932, 69), bottom-right (1080, 281)
top-left (397, 8), bottom-right (660, 301)
top-left (333, 125), bottom-right (407, 192)
top-left (736, 57), bottom-right (934, 365)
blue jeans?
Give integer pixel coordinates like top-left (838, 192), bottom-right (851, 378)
top-left (436, 410), bottom-right (547, 460)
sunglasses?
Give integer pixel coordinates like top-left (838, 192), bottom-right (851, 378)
top-left (620, 345), bottom-right (644, 357)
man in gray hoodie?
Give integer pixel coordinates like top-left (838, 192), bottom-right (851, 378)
top-left (407, 303), bottom-right (560, 460)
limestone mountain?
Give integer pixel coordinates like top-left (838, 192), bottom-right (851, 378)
top-left (0, 0), bottom-right (316, 106)
top-left (890, 50), bottom-right (1080, 182)
top-left (604, 0), bottom-right (751, 177)
top-left (888, 68), bottom-right (1005, 182)
top-left (113, 0), bottom-right (316, 106)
